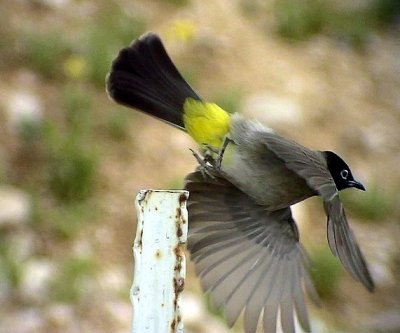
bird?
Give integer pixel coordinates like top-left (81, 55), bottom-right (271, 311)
top-left (106, 32), bottom-right (374, 333)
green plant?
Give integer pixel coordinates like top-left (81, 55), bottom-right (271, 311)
top-left (83, 2), bottom-right (146, 87)
top-left (51, 256), bottom-right (95, 302)
top-left (239, 0), bottom-right (266, 17)
top-left (341, 184), bottom-right (395, 222)
top-left (274, 0), bottom-right (326, 41)
top-left (49, 203), bottom-right (98, 240)
top-left (0, 242), bottom-right (23, 289)
top-left (371, 0), bottom-right (400, 27)
top-left (16, 118), bottom-right (43, 144)
top-left (61, 83), bottom-right (92, 137)
top-left (162, 0), bottom-right (190, 6)
top-left (0, 3), bottom-right (15, 62)
top-left (40, 83), bottom-right (98, 204)
top-left (106, 109), bottom-right (132, 141)
top-left (213, 88), bottom-right (243, 114)
top-left (327, 7), bottom-right (373, 48)
top-left (46, 141), bottom-right (98, 203)
top-left (310, 246), bottom-right (342, 299)
top-left (41, 117), bottom-right (98, 204)
top-left (273, 0), bottom-right (400, 47)
top-left (22, 30), bottom-right (71, 79)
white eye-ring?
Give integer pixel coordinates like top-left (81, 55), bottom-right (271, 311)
top-left (340, 169), bottom-right (349, 179)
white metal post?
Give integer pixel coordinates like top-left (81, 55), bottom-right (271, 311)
top-left (131, 190), bottom-right (188, 333)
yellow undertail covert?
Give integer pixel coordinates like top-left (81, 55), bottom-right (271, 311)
top-left (183, 98), bottom-right (231, 148)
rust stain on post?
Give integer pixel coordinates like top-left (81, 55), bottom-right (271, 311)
top-left (174, 247), bottom-right (182, 272)
top-left (176, 207), bottom-right (181, 219)
top-left (179, 192), bottom-right (187, 206)
top-left (138, 229), bottom-right (143, 250)
top-left (174, 277), bottom-right (185, 296)
top-left (132, 190), bottom-right (188, 333)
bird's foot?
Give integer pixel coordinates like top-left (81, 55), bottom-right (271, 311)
top-left (207, 136), bottom-right (233, 171)
top-left (189, 148), bottom-right (217, 180)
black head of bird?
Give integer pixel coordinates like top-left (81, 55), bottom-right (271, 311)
top-left (324, 151), bottom-right (366, 191)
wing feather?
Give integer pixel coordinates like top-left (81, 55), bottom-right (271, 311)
top-left (262, 133), bottom-right (374, 291)
top-left (185, 171), bottom-right (317, 333)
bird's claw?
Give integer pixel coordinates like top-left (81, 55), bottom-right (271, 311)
top-left (207, 136), bottom-right (233, 171)
top-left (189, 148), bottom-right (217, 180)
top-left (191, 137), bottom-right (232, 177)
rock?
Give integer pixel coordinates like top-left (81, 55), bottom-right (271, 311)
top-left (242, 93), bottom-right (303, 128)
top-left (105, 300), bottom-right (131, 326)
top-left (0, 308), bottom-right (44, 333)
top-left (0, 186), bottom-right (30, 228)
top-left (181, 292), bottom-right (231, 333)
top-left (46, 303), bottom-right (75, 329)
top-left (6, 231), bottom-right (36, 262)
top-left (367, 309), bottom-right (400, 333)
top-left (0, 275), bottom-right (11, 304)
top-left (5, 90), bottom-right (43, 136)
top-left (22, 0), bottom-right (71, 9)
top-left (181, 292), bottom-right (204, 324)
top-left (97, 266), bottom-right (128, 294)
top-left (19, 259), bottom-right (55, 303)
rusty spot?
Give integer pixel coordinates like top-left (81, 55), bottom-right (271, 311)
top-left (174, 246), bottom-right (183, 258)
top-left (176, 226), bottom-right (183, 238)
top-left (179, 192), bottom-right (187, 205)
top-left (175, 207), bottom-right (181, 219)
top-left (155, 249), bottom-right (162, 259)
top-left (174, 246), bottom-right (183, 271)
top-left (175, 206), bottom-right (183, 238)
top-left (138, 229), bottom-right (143, 249)
top-left (174, 261), bottom-right (182, 272)
top-left (171, 319), bottom-right (176, 331)
top-left (174, 277), bottom-right (185, 295)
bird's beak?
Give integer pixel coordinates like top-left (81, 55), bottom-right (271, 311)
top-left (348, 180), bottom-right (366, 191)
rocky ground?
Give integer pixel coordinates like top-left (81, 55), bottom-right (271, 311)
top-left (0, 0), bottom-right (399, 332)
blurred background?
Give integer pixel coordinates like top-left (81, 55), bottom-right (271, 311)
top-left (0, 0), bottom-right (399, 332)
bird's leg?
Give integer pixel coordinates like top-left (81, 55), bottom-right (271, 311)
top-left (204, 136), bottom-right (233, 171)
top-left (190, 135), bottom-right (233, 178)
top-left (215, 136), bottom-right (233, 170)
top-left (189, 148), bottom-right (217, 180)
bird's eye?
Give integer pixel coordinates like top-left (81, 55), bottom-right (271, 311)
top-left (340, 169), bottom-right (349, 179)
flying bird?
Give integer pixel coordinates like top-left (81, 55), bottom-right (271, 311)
top-left (106, 32), bottom-right (374, 333)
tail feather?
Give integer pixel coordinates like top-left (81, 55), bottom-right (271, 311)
top-left (106, 33), bottom-right (201, 130)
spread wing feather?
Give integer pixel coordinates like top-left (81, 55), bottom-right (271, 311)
top-left (185, 171), bottom-right (318, 333)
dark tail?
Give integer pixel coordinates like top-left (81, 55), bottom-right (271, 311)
top-left (106, 32), bottom-right (201, 130)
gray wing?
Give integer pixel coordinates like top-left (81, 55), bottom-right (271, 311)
top-left (184, 171), bottom-right (319, 333)
top-left (259, 133), bottom-right (336, 199)
top-left (324, 196), bottom-right (374, 291)
top-left (262, 133), bottom-right (374, 291)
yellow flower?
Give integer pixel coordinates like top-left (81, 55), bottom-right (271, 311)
top-left (63, 55), bottom-right (88, 80)
top-left (168, 19), bottom-right (196, 42)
